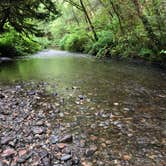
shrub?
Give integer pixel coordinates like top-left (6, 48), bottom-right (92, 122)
top-left (88, 30), bottom-right (114, 56)
top-left (0, 29), bottom-right (41, 57)
top-left (59, 31), bottom-right (89, 52)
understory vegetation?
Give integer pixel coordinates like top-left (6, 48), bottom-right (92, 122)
top-left (50, 0), bottom-right (165, 64)
top-left (0, 0), bottom-right (57, 57)
top-left (0, 0), bottom-right (165, 64)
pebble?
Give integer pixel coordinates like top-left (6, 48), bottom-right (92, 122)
top-left (0, 94), bottom-right (5, 99)
top-left (36, 120), bottom-right (44, 126)
top-left (78, 95), bottom-right (84, 100)
top-left (123, 155), bottom-right (131, 161)
top-left (113, 102), bottom-right (119, 106)
top-left (0, 161), bottom-right (3, 166)
top-left (85, 145), bottom-right (97, 157)
top-left (1, 148), bottom-right (16, 157)
top-left (32, 127), bottom-right (45, 134)
top-left (1, 137), bottom-right (14, 145)
top-left (27, 91), bottom-right (36, 95)
top-left (57, 143), bottom-right (66, 149)
top-left (59, 134), bottom-right (73, 143)
top-left (59, 112), bottom-right (64, 117)
top-left (17, 151), bottom-right (33, 163)
top-left (123, 108), bottom-right (130, 111)
top-left (61, 154), bottom-right (72, 161)
top-left (81, 161), bottom-right (93, 166)
top-left (50, 135), bottom-right (59, 144)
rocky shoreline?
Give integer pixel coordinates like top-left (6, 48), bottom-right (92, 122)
top-left (0, 81), bottom-right (165, 166)
top-left (0, 82), bottom-right (80, 166)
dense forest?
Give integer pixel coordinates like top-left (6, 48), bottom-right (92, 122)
top-left (0, 0), bottom-right (165, 64)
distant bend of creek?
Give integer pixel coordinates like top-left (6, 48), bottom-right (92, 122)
top-left (0, 49), bottom-right (166, 166)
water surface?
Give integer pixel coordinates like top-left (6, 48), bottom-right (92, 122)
top-left (0, 50), bottom-right (166, 165)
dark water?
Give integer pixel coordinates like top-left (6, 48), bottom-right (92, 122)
top-left (0, 50), bottom-right (166, 165)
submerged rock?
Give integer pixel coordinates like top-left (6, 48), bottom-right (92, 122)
top-left (1, 137), bottom-right (14, 145)
top-left (50, 135), bottom-right (59, 144)
top-left (61, 154), bottom-right (72, 161)
top-left (17, 151), bottom-right (33, 163)
top-left (85, 145), bottom-right (97, 157)
top-left (1, 148), bottom-right (16, 157)
top-left (32, 127), bottom-right (45, 134)
top-left (59, 134), bottom-right (73, 143)
top-left (0, 94), bottom-right (5, 99)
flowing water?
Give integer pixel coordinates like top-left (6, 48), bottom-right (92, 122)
top-left (0, 50), bottom-right (166, 165)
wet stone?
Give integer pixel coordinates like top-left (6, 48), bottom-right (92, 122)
top-left (78, 95), bottom-right (84, 100)
top-left (57, 143), bottom-right (66, 149)
top-left (27, 91), bottom-right (36, 95)
top-left (35, 120), bottom-right (44, 126)
top-left (85, 145), bottom-right (97, 157)
top-left (59, 113), bottom-right (64, 118)
top-left (8, 139), bottom-right (17, 147)
top-left (15, 85), bottom-right (21, 90)
top-left (161, 130), bottom-right (166, 137)
top-left (61, 154), bottom-right (72, 161)
top-left (17, 151), bottom-right (33, 163)
top-left (1, 137), bottom-right (14, 145)
top-left (0, 111), bottom-right (11, 115)
top-left (59, 134), bottom-right (73, 143)
top-left (32, 127), bottom-right (45, 134)
top-left (50, 135), bottom-right (59, 144)
top-left (42, 156), bottom-right (51, 166)
top-left (0, 161), bottom-right (3, 166)
top-left (0, 94), bottom-right (5, 99)
top-left (53, 92), bottom-right (58, 96)
top-left (1, 148), bottom-right (16, 158)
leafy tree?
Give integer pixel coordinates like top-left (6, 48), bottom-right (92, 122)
top-left (0, 0), bottom-right (59, 35)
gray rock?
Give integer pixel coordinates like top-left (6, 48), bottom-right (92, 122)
top-left (50, 135), bottom-right (59, 144)
top-left (36, 120), bottom-right (44, 126)
top-left (1, 137), bottom-right (14, 145)
top-left (0, 94), bottom-right (5, 99)
top-left (78, 95), bottom-right (84, 100)
top-left (0, 161), bottom-right (3, 166)
top-left (32, 127), bottom-right (45, 134)
top-left (27, 91), bottom-right (36, 95)
top-left (17, 152), bottom-right (33, 163)
top-left (59, 134), bottom-right (73, 143)
top-left (85, 145), bottom-right (97, 157)
top-left (61, 154), bottom-right (72, 161)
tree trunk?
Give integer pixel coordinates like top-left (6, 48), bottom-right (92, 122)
top-left (109, 0), bottom-right (124, 34)
top-left (79, 0), bottom-right (98, 41)
top-left (98, 0), bottom-right (113, 18)
top-left (132, 0), bottom-right (161, 49)
top-left (71, 7), bottom-right (80, 26)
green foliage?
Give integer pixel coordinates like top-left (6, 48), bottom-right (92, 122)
top-left (0, 30), bottom-right (41, 57)
top-left (0, 0), bottom-right (60, 57)
top-left (60, 31), bottom-right (89, 52)
top-left (0, 0), bottom-right (59, 35)
top-left (48, 0), bottom-right (165, 65)
top-left (139, 48), bottom-right (153, 58)
top-left (0, 0), bottom-right (165, 65)
top-left (88, 30), bottom-right (114, 56)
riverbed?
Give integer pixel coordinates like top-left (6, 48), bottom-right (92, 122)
top-left (0, 50), bottom-right (166, 165)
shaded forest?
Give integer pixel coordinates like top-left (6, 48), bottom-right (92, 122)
top-left (0, 0), bottom-right (165, 64)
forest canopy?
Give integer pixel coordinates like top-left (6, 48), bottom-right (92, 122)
top-left (0, 0), bottom-right (59, 35)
